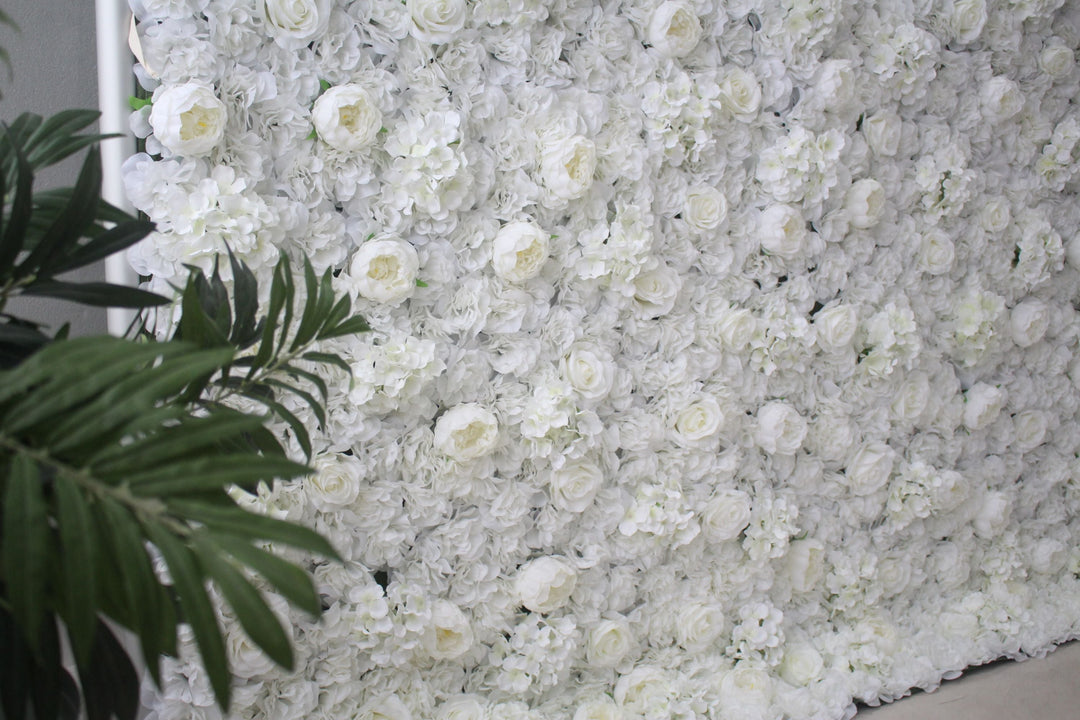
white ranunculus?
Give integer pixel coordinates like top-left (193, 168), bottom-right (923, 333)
top-left (963, 382), bottom-right (1005, 431)
top-left (514, 556), bottom-right (577, 613)
top-left (149, 83), bottom-right (227, 157)
top-left (720, 67), bottom-right (762, 117)
top-left (307, 454), bottom-right (363, 510)
top-left (754, 401), bottom-right (807, 455)
top-left (980, 76), bottom-right (1023, 123)
top-left (673, 396), bottom-right (725, 445)
top-left (632, 263), bottom-right (681, 317)
top-left (349, 238), bottom-right (419, 305)
top-left (778, 642), bottom-right (824, 686)
top-left (540, 135), bottom-right (596, 201)
top-left (492, 221), bottom-right (550, 282)
top-left (844, 179), bottom-right (885, 229)
top-left (563, 343), bottom-right (615, 399)
top-left (1012, 409), bottom-right (1048, 452)
top-left (434, 404), bottom-right (499, 461)
top-left (844, 442), bottom-right (895, 496)
top-left (423, 600), bottom-right (474, 660)
top-left (785, 539), bottom-right (826, 593)
top-left (407, 0), bottom-right (467, 43)
top-left (549, 461), bottom-right (604, 513)
top-left (814, 305), bottom-right (857, 353)
top-left (701, 489), bottom-right (752, 542)
top-left (684, 185), bottom-right (728, 231)
top-left (647, 1), bottom-right (702, 58)
top-left (675, 602), bottom-right (725, 651)
top-left (586, 618), bottom-right (634, 667)
top-left (863, 112), bottom-right (901, 157)
top-left (1040, 44), bottom-right (1075, 79)
top-left (1009, 299), bottom-right (1049, 348)
top-left (949, 0), bottom-right (987, 44)
top-left (919, 228), bottom-right (955, 275)
top-left (260, 0), bottom-right (331, 48)
top-left (759, 204), bottom-right (807, 260)
top-left (312, 84), bottom-right (383, 152)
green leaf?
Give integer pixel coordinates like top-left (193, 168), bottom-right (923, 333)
top-left (20, 145), bottom-right (102, 275)
top-left (319, 315), bottom-right (370, 341)
top-left (178, 270), bottom-right (231, 347)
top-left (227, 248), bottom-right (261, 348)
top-left (281, 361), bottom-right (329, 402)
top-left (264, 378), bottom-right (326, 428)
top-left (76, 620), bottom-right (140, 720)
top-left (193, 535), bottom-right (294, 670)
top-left (0, 124), bottom-right (34, 278)
top-left (249, 256), bottom-right (289, 375)
top-left (239, 390), bottom-right (312, 460)
top-left (290, 258), bottom-right (323, 351)
top-left (210, 533), bottom-right (322, 616)
top-left (415, 279), bottom-right (428, 287)
top-left (143, 525), bottom-right (231, 710)
top-left (129, 96), bottom-right (152, 111)
top-left (20, 280), bottom-right (171, 308)
top-left (2, 455), bottom-right (49, 651)
top-left (125, 455), bottom-right (310, 496)
top-left (0, 606), bottom-right (31, 720)
top-left (49, 219), bottom-right (156, 274)
top-left (319, 79), bottom-right (331, 92)
top-left (27, 611), bottom-right (62, 720)
top-left (53, 475), bottom-right (97, 666)
top-left (167, 499), bottom-right (341, 560)
top-left (301, 350), bottom-right (351, 374)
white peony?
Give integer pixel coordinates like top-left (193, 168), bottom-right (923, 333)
top-left (980, 76), bottom-right (1023, 123)
top-left (573, 698), bottom-right (624, 720)
top-left (963, 382), bottom-right (1005, 431)
top-left (540, 135), bottom-right (596, 201)
top-left (149, 83), bottom-right (227, 157)
top-left (514, 556), bottom-right (577, 613)
top-left (423, 600), bottom-right (474, 660)
top-left (434, 404), bottom-right (499, 461)
top-left (312, 85), bottom-right (383, 152)
top-left (754, 402), bottom-right (807, 455)
top-left (1009, 299), bottom-right (1049, 348)
top-left (647, 1), bottom-right (702, 58)
top-left (1040, 44), bottom-right (1075, 79)
top-left (778, 642), bottom-right (824, 686)
top-left (349, 238), bottom-right (419, 305)
top-left (919, 229), bottom-right (955, 275)
top-left (759, 204), bottom-right (808, 260)
top-left (785, 539), bottom-right (826, 593)
top-left (407, 0), bottom-right (467, 43)
top-left (492, 221), bottom-right (550, 282)
top-left (844, 179), bottom-right (886, 229)
top-left (863, 112), bottom-right (901, 157)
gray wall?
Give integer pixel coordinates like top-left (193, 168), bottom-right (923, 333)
top-left (3, 0), bottom-right (108, 335)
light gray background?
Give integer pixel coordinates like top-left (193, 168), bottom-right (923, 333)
top-left (2, 0), bottom-right (108, 335)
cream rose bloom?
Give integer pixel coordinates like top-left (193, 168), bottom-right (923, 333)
top-left (814, 305), bottom-right (858, 352)
top-left (586, 618), bottom-right (634, 667)
top-left (1009, 299), bottom-right (1049, 348)
top-left (754, 401), bottom-right (807, 455)
top-left (349, 238), bottom-right (419, 305)
top-left (949, 0), bottom-right (987, 44)
top-left (436, 696), bottom-right (488, 720)
top-left (434, 404), bottom-right (499, 461)
top-left (785, 539), bottom-right (826, 593)
top-left (759, 204), bottom-right (807, 260)
top-left (423, 599), bottom-right (474, 660)
top-left (632, 263), bottom-right (681, 317)
top-left (149, 83), bottom-right (227, 157)
top-left (684, 185), bottom-right (728, 231)
top-left (675, 602), bottom-right (726, 651)
top-left (673, 396), bottom-right (725, 445)
top-left (919, 228), bottom-right (955, 275)
top-left (844, 179), bottom-right (886, 229)
top-left (844, 442), bottom-right (895, 496)
top-left (492, 221), bottom-right (550, 281)
top-left (720, 67), bottom-right (762, 117)
top-left (573, 698), bottom-right (623, 720)
top-left (647, 1), bottom-right (702, 58)
top-left (306, 454), bottom-right (363, 510)
top-left (261, 0), bottom-right (331, 48)
top-left (863, 112), bottom-right (901, 156)
top-left (407, 0), bottom-right (467, 43)
top-left (778, 643), bottom-right (824, 686)
top-left (963, 382), bottom-right (1005, 430)
top-left (1040, 43), bottom-right (1075, 79)
top-left (514, 556), bottom-right (577, 613)
top-left (541, 135), bottom-right (596, 201)
top-left (700, 489), bottom-right (752, 542)
top-left (563, 343), bottom-right (615, 400)
top-left (312, 84), bottom-right (382, 152)
top-left (548, 461), bottom-right (604, 512)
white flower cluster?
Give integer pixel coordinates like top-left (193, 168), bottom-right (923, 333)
top-left (128, 0), bottom-right (1080, 719)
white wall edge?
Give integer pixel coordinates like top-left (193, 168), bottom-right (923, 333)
top-left (95, 0), bottom-right (138, 336)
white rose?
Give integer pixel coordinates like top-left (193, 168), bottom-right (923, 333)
top-left (949, 0), bottom-right (987, 44)
top-left (891, 371), bottom-right (930, 422)
top-left (980, 76), bottom-right (1023, 123)
top-left (1040, 44), bottom-right (1075, 79)
top-left (719, 664), bottom-right (773, 714)
top-left (844, 442), bottom-right (895, 496)
top-left (814, 305), bottom-right (858, 352)
top-left (918, 228), bottom-right (955, 275)
top-left (149, 83), bottom-right (227, 157)
top-left (684, 185), bottom-right (728, 231)
top-left (700, 489), bottom-right (752, 542)
top-left (863, 112), bottom-right (901, 157)
top-left (973, 490), bottom-right (1010, 538)
top-left (407, 0), bottom-right (466, 43)
top-left (434, 404), bottom-right (499, 461)
top-left (632, 263), bottom-right (681, 317)
top-left (312, 85), bottom-right (383, 153)
top-left (963, 382), bottom-right (1005, 430)
top-left (785, 539), bottom-right (826, 593)
top-left (675, 602), bottom-right (725, 651)
top-left (717, 307), bottom-right (758, 348)
top-left (492, 221), bottom-right (550, 282)
top-left (877, 553), bottom-right (912, 596)
top-left (979, 197), bottom-right (1011, 232)
top-left (647, 1), bottom-right (702, 58)
top-left (844, 179), bottom-right (886, 229)
top-left (586, 618), bottom-right (634, 667)
top-left (673, 396), bottom-right (725, 445)
top-left (359, 694), bottom-right (413, 720)
top-left (261, 0), bottom-right (331, 48)
top-left (563, 343), bottom-right (615, 400)
top-left (1009, 299), bottom-right (1049, 348)
top-left (754, 401), bottom-right (807, 455)
top-left (437, 696), bottom-right (488, 720)
top-left (759, 204), bottom-right (807, 260)
top-left (549, 461), bottom-right (604, 513)
top-left (778, 643), bottom-right (824, 686)
top-left (423, 600), bottom-right (474, 660)
top-left (1029, 538), bottom-right (1067, 574)
top-left (1012, 409), bottom-right (1048, 452)
top-left (514, 556), bottom-right (577, 613)
top-left (720, 67), bottom-right (762, 117)
top-left (307, 454), bottom-right (363, 510)
top-left (540, 135), bottom-right (596, 201)
top-left (573, 698), bottom-right (624, 720)
top-left (349, 238), bottom-right (419, 305)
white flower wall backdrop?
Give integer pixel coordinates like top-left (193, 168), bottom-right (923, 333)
top-left (126, 0), bottom-right (1080, 718)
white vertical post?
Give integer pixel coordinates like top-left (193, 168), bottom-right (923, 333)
top-left (95, 0), bottom-right (138, 336)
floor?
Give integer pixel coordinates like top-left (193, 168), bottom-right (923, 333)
top-left (857, 640), bottom-right (1080, 719)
